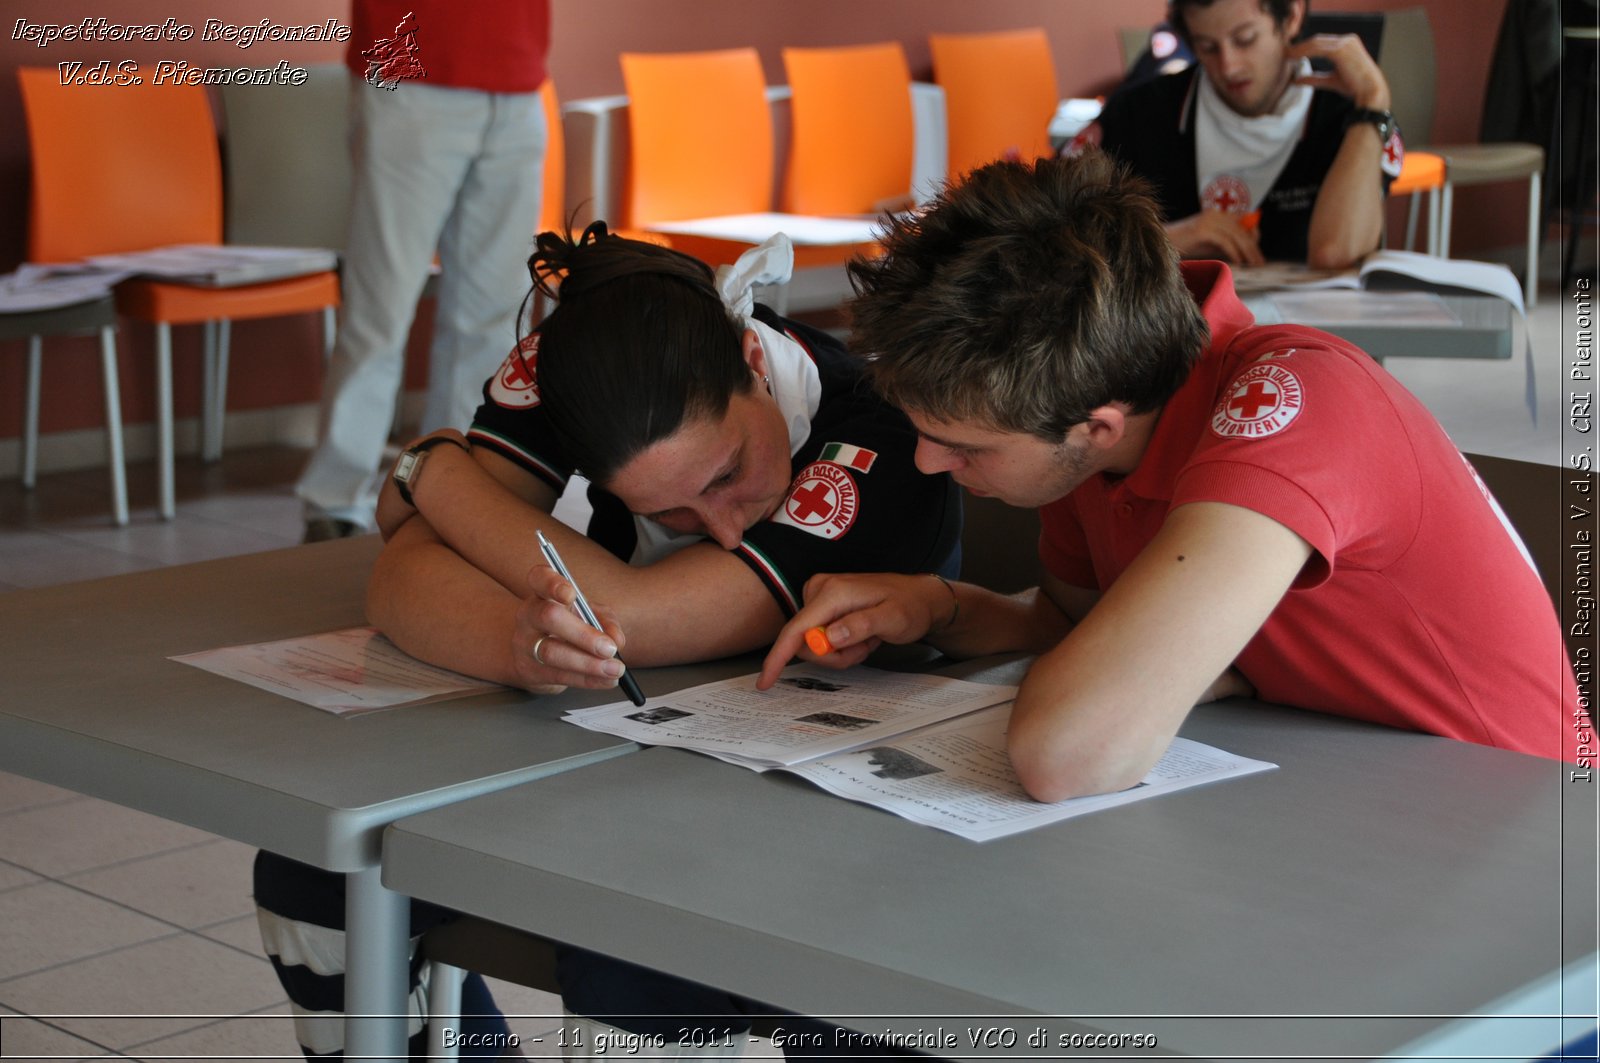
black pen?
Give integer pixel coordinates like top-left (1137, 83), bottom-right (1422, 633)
top-left (536, 530), bottom-right (647, 706)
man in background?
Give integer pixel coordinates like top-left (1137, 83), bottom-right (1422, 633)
top-left (1069, 0), bottom-right (1400, 268)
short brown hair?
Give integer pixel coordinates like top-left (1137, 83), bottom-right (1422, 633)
top-left (1168, 0), bottom-right (1304, 42)
top-left (847, 152), bottom-right (1208, 440)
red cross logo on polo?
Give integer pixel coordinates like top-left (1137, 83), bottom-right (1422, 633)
top-left (1202, 175), bottom-right (1250, 215)
top-left (1381, 130), bottom-right (1405, 178)
top-left (773, 462), bottom-right (860, 540)
top-left (489, 335), bottom-right (541, 409)
top-left (1211, 364), bottom-right (1304, 439)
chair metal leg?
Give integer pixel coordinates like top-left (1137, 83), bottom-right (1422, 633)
top-left (1526, 171), bottom-right (1541, 307)
top-left (201, 321), bottom-right (216, 461)
top-left (206, 319), bottom-right (232, 462)
top-left (1404, 194), bottom-right (1421, 251)
top-left (1439, 182), bottom-right (1454, 259)
top-left (1426, 185), bottom-right (1441, 256)
top-left (323, 305), bottom-right (337, 359)
top-left (22, 335), bottom-right (41, 490)
top-left (426, 960), bottom-right (465, 1061)
top-left (155, 323), bottom-right (176, 520)
top-left (99, 326), bottom-right (129, 527)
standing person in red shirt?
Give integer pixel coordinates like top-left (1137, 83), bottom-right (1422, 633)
top-left (296, 0), bottom-right (550, 542)
top-left (266, 4), bottom-right (550, 1055)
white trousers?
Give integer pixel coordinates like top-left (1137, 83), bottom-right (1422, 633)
top-left (297, 75), bottom-right (546, 527)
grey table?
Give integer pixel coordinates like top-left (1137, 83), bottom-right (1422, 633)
top-left (1241, 289), bottom-right (1514, 362)
top-left (384, 657), bottom-right (1598, 1061)
top-left (0, 537), bottom-right (755, 1061)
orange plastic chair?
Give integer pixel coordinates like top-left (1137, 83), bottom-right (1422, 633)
top-left (538, 79), bottom-right (568, 235)
top-left (929, 28), bottom-right (1061, 179)
top-left (780, 42), bottom-right (915, 217)
top-left (17, 67), bottom-right (339, 519)
top-left (619, 47), bottom-right (878, 271)
top-left (1386, 150), bottom-right (1446, 255)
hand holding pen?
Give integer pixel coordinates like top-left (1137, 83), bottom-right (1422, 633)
top-left (526, 530), bottom-right (647, 705)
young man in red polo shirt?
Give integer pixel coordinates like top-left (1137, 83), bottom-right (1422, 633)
top-left (760, 153), bottom-right (1585, 802)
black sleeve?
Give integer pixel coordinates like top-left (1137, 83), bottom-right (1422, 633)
top-left (465, 340), bottom-right (572, 492)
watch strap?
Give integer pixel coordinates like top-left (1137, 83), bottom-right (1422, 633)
top-left (1344, 107), bottom-right (1397, 142)
top-left (393, 435), bottom-right (466, 507)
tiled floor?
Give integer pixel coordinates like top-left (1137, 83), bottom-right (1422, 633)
top-left (0, 448), bottom-right (566, 1061)
top-left (0, 276), bottom-right (1583, 1060)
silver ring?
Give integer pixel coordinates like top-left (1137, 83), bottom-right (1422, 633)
top-left (532, 634), bottom-right (554, 667)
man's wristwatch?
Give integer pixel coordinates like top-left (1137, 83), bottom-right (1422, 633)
top-left (1344, 107), bottom-right (1398, 145)
top-left (392, 436), bottom-right (466, 508)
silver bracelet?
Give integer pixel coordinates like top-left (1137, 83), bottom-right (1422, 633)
top-left (925, 572), bottom-right (960, 634)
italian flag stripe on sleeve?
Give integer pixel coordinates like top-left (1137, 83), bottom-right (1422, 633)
top-left (819, 442), bottom-right (877, 472)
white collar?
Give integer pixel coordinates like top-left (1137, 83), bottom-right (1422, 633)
top-left (1193, 58), bottom-right (1313, 213)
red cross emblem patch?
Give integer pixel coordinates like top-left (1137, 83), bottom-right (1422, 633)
top-left (489, 335), bottom-right (541, 409)
top-left (1201, 174), bottom-right (1250, 215)
top-left (772, 462), bottom-right (859, 540)
top-left (1064, 122), bottom-right (1103, 159)
top-left (1211, 364), bottom-right (1304, 439)
top-left (1381, 128), bottom-right (1405, 179)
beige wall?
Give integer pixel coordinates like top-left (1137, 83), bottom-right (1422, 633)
top-left (0, 0), bottom-right (1523, 443)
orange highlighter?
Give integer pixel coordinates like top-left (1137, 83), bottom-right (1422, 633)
top-left (804, 626), bottom-right (835, 656)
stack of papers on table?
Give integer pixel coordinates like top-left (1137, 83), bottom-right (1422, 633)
top-left (0, 262), bottom-right (133, 312)
top-left (86, 244), bottom-right (337, 287)
top-left (1, 244), bottom-right (337, 313)
top-left (565, 665), bottom-right (1277, 841)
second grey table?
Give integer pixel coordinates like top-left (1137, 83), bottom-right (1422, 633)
top-left (385, 668), bottom-right (1597, 1061)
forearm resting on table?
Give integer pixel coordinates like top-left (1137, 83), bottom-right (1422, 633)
top-left (924, 581), bottom-right (1073, 659)
top-left (1006, 502), bottom-right (1309, 803)
top-left (367, 521), bottom-right (528, 686)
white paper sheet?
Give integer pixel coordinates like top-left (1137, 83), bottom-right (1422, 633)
top-left (646, 212), bottom-right (889, 246)
top-left (170, 626), bottom-right (504, 716)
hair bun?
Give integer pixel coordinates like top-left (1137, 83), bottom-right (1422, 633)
top-left (528, 221), bottom-right (714, 301)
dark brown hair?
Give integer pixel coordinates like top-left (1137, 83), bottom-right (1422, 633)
top-left (847, 153), bottom-right (1209, 440)
top-left (526, 223), bottom-right (751, 484)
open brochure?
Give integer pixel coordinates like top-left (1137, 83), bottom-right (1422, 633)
top-left (1232, 249), bottom-right (1524, 313)
top-left (564, 666), bottom-right (1278, 841)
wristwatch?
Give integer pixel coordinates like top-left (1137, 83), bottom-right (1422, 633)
top-left (1344, 107), bottom-right (1398, 145)
top-left (392, 436), bottom-right (466, 508)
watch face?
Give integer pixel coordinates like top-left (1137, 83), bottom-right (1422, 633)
top-left (395, 452), bottom-right (420, 482)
